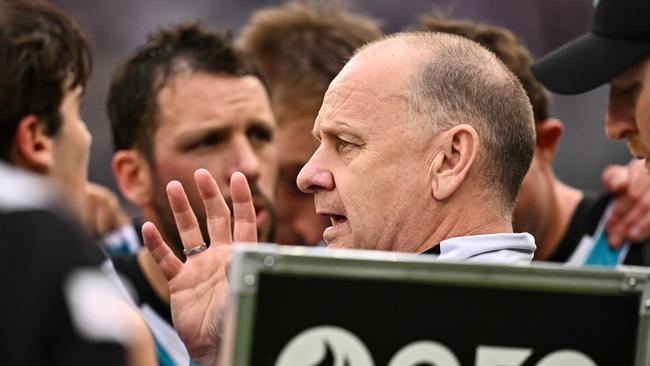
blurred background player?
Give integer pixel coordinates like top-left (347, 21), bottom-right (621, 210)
top-left (239, 0), bottom-right (382, 245)
top-left (0, 0), bottom-right (154, 364)
top-left (414, 10), bottom-right (650, 266)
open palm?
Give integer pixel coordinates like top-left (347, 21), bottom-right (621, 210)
top-left (142, 169), bottom-right (257, 366)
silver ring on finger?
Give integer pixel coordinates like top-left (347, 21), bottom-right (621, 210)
top-left (183, 243), bottom-right (208, 257)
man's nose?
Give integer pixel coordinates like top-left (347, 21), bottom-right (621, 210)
top-left (605, 92), bottom-right (637, 140)
top-left (296, 150), bottom-right (334, 194)
top-left (228, 136), bottom-right (261, 182)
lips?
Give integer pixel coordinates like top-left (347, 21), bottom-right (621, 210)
top-left (252, 198), bottom-right (268, 229)
top-left (317, 211), bottom-right (349, 243)
top-left (329, 214), bottom-right (347, 226)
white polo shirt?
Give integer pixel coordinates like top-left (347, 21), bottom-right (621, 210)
top-left (437, 233), bottom-right (536, 264)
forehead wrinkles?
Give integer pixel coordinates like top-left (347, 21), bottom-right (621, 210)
top-left (319, 77), bottom-right (404, 126)
top-left (160, 74), bottom-right (270, 123)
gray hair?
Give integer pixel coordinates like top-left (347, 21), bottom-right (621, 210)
top-left (362, 32), bottom-right (536, 213)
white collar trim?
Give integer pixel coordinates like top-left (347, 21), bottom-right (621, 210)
top-left (439, 232), bottom-right (536, 261)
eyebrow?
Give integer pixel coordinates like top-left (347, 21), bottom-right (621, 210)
top-left (612, 74), bottom-right (635, 85)
top-left (316, 120), bottom-right (362, 140)
top-left (612, 66), bottom-right (643, 86)
top-left (176, 124), bottom-right (231, 142)
top-left (248, 119), bottom-right (274, 130)
top-left (176, 118), bottom-right (274, 140)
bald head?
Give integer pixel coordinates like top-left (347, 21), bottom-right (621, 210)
top-left (298, 31), bottom-right (535, 249)
top-left (348, 32), bottom-right (536, 213)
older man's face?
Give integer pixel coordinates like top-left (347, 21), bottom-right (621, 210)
top-left (606, 56), bottom-right (650, 170)
top-left (296, 52), bottom-right (437, 251)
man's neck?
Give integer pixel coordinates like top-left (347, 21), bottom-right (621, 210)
top-left (532, 180), bottom-right (582, 261)
top-left (408, 202), bottom-right (514, 253)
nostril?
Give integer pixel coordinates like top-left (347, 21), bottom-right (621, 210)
top-left (306, 184), bottom-right (321, 193)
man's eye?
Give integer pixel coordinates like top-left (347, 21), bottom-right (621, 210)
top-left (248, 125), bottom-right (273, 144)
top-left (335, 137), bottom-right (356, 152)
top-left (617, 83), bottom-right (640, 98)
top-left (195, 132), bottom-right (227, 148)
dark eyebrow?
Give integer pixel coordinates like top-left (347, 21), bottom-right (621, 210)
top-left (248, 119), bottom-right (274, 130)
top-left (177, 125), bottom-right (231, 143)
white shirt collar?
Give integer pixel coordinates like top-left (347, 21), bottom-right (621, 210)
top-left (438, 232), bottom-right (536, 264)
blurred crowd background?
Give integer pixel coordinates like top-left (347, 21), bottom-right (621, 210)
top-left (54, 0), bottom-right (627, 211)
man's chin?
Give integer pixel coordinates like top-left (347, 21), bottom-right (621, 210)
top-left (323, 236), bottom-right (355, 250)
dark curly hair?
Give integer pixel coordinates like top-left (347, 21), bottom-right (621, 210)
top-left (107, 22), bottom-right (266, 159)
top-left (0, 0), bottom-right (91, 161)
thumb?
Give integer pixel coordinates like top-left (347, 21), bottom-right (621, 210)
top-left (602, 164), bottom-right (629, 194)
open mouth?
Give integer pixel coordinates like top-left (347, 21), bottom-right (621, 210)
top-left (320, 213), bottom-right (348, 242)
top-left (329, 214), bottom-right (347, 227)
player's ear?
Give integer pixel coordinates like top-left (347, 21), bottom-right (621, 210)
top-left (112, 149), bottom-right (154, 208)
top-left (429, 124), bottom-right (479, 201)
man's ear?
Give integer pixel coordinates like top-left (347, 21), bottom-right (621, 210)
top-left (112, 150), bottom-right (154, 208)
top-left (535, 118), bottom-right (564, 162)
top-left (10, 115), bottom-right (54, 174)
top-left (430, 124), bottom-right (479, 201)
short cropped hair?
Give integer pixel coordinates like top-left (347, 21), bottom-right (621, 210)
top-left (366, 33), bottom-right (535, 211)
top-left (107, 22), bottom-right (266, 160)
top-left (414, 10), bottom-right (550, 123)
top-left (239, 0), bottom-right (381, 115)
top-left (0, 0), bottom-right (91, 161)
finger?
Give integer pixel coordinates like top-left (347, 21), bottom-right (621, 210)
top-left (602, 164), bottom-right (629, 194)
top-left (142, 222), bottom-right (183, 280)
top-left (630, 212), bottom-right (650, 242)
top-left (605, 197), bottom-right (634, 243)
top-left (627, 159), bottom-right (650, 199)
top-left (166, 180), bottom-right (205, 249)
top-left (608, 196), bottom-right (650, 247)
top-left (607, 201), bottom-right (634, 248)
top-left (230, 172), bottom-right (257, 243)
top-left (607, 221), bottom-right (629, 249)
top-left (607, 160), bottom-right (650, 246)
top-left (194, 169), bottom-right (232, 244)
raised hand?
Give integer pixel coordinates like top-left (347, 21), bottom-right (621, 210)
top-left (141, 169), bottom-right (257, 365)
top-left (603, 159), bottom-right (650, 247)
